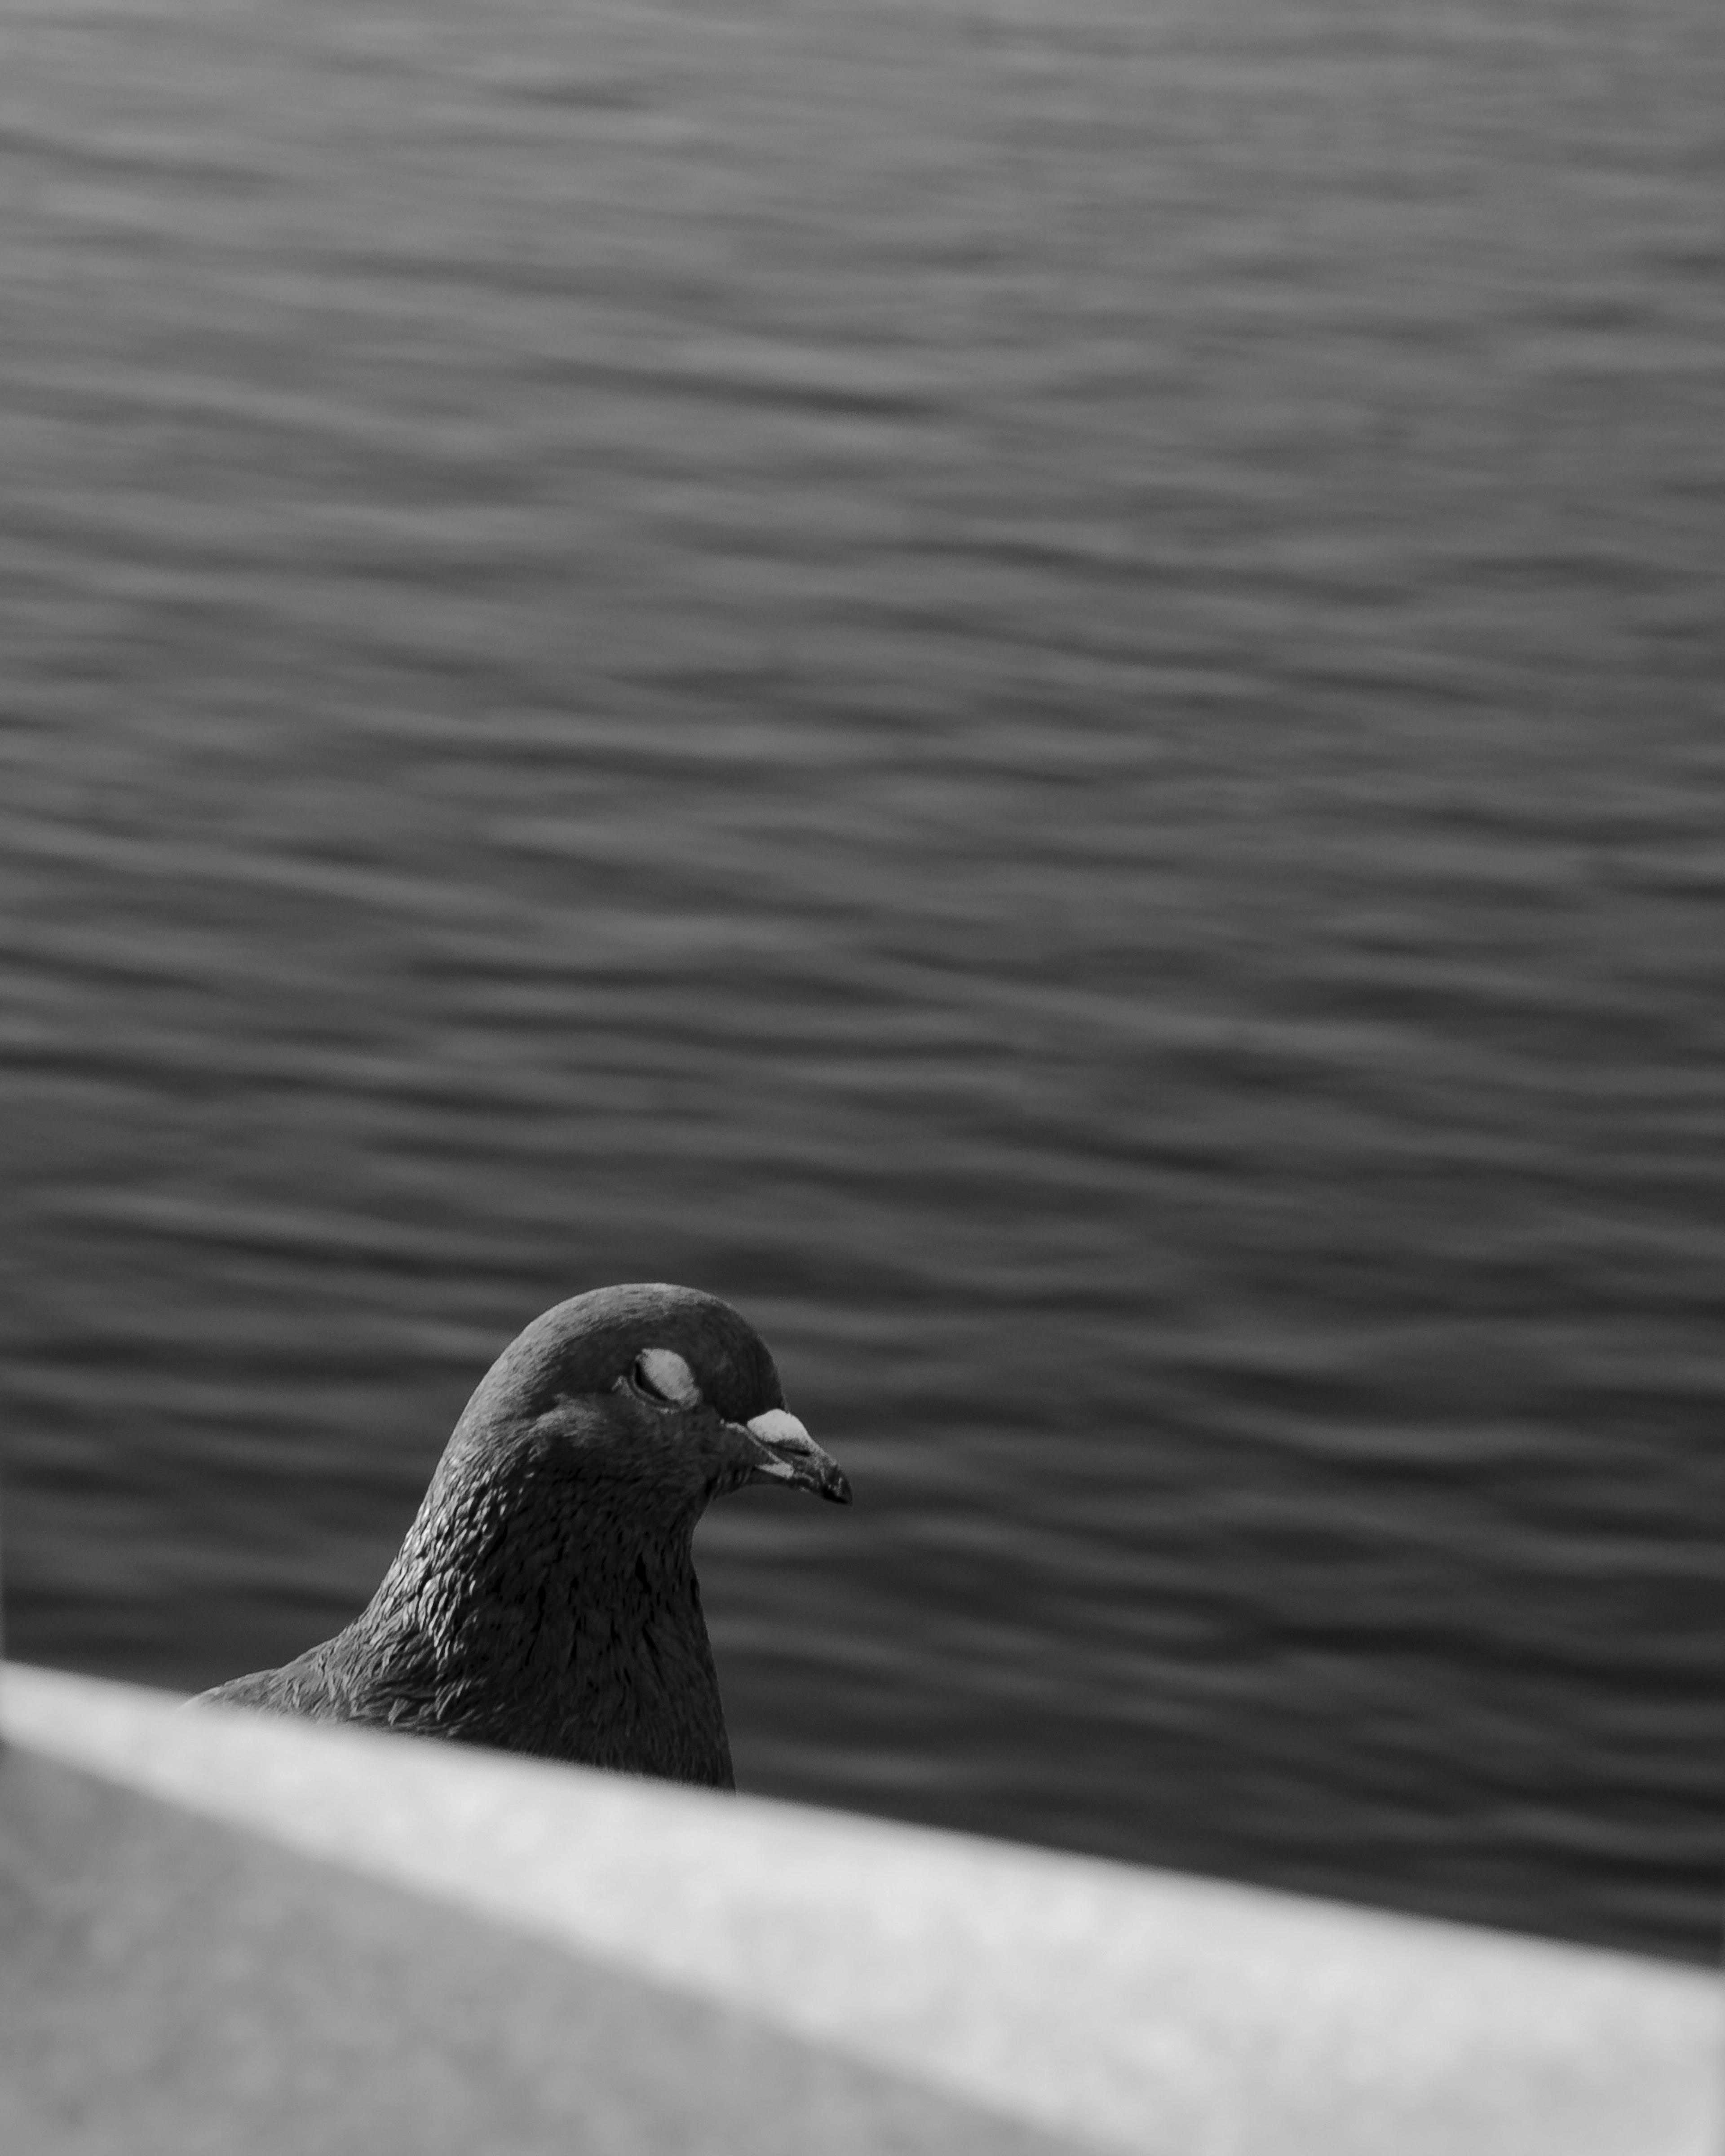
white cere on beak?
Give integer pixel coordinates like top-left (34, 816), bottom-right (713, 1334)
top-left (746, 1408), bottom-right (813, 1448)
top-left (745, 1408), bottom-right (814, 1476)
top-left (635, 1346), bottom-right (703, 1407)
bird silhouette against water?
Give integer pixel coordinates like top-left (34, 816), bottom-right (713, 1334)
top-left (194, 1284), bottom-right (851, 1788)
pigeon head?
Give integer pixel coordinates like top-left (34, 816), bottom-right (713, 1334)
top-left (441, 1281), bottom-right (852, 1513)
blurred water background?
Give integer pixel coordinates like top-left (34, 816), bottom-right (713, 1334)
top-left (2, 0), bottom-right (1721, 1965)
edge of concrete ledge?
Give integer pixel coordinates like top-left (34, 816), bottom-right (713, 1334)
top-left (3, 1660), bottom-right (1719, 2156)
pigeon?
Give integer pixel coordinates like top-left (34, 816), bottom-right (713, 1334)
top-left (192, 1283), bottom-right (851, 1789)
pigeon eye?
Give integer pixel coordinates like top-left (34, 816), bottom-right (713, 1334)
top-left (632, 1347), bottom-right (702, 1407)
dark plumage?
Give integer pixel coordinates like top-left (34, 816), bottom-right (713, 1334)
top-left (193, 1283), bottom-right (851, 1789)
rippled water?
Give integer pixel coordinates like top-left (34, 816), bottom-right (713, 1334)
top-left (2, 0), bottom-right (1721, 1963)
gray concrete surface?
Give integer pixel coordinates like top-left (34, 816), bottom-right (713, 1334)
top-left (3, 1661), bottom-right (1719, 2156)
top-left (0, 1744), bottom-right (1073, 2156)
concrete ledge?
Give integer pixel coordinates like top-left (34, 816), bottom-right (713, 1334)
top-left (0, 1743), bottom-right (1065, 2156)
top-left (2, 1661), bottom-right (1718, 2156)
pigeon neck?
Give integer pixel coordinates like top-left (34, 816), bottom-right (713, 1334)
top-left (356, 1439), bottom-right (734, 1786)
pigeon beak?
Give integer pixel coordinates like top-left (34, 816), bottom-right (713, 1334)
top-left (741, 1409), bottom-right (853, 1505)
